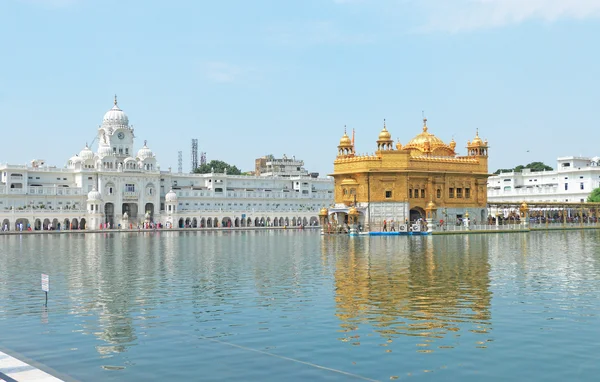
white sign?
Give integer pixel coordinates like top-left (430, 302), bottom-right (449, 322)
top-left (41, 274), bottom-right (49, 292)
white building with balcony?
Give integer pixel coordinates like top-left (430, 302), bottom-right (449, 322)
top-left (487, 156), bottom-right (600, 203)
top-left (0, 97), bottom-right (333, 231)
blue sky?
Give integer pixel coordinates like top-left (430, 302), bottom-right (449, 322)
top-left (1, 0), bottom-right (600, 176)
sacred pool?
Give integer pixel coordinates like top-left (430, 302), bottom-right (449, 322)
top-left (0, 230), bottom-right (599, 381)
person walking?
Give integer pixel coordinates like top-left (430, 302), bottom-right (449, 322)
top-left (383, 220), bottom-right (387, 232)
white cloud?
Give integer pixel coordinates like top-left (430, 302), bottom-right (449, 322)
top-left (203, 62), bottom-right (245, 83)
top-left (418, 0), bottom-right (600, 32)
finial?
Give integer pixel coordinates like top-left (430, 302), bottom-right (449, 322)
top-left (423, 115), bottom-right (428, 132)
top-left (476, 128), bottom-right (479, 137)
top-left (85, 142), bottom-right (88, 148)
top-left (114, 94), bottom-right (118, 106)
top-left (144, 140), bottom-right (147, 146)
top-left (344, 125), bottom-right (347, 134)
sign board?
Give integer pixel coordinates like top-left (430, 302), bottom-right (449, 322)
top-left (41, 274), bottom-right (49, 292)
top-left (242, 214), bottom-right (246, 219)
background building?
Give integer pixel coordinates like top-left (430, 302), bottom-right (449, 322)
top-left (329, 119), bottom-right (490, 230)
top-left (487, 156), bottom-right (600, 203)
top-left (0, 98), bottom-right (333, 231)
top-left (254, 154), bottom-right (315, 177)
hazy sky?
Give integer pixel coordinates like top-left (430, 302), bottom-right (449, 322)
top-left (1, 0), bottom-right (599, 176)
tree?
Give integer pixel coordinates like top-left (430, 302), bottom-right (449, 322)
top-left (193, 160), bottom-right (242, 175)
top-left (587, 187), bottom-right (600, 202)
top-left (494, 161), bottom-right (553, 174)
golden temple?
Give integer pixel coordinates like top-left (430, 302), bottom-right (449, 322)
top-left (328, 118), bottom-right (490, 230)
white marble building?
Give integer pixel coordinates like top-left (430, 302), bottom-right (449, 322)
top-left (0, 97), bottom-right (333, 231)
top-left (487, 156), bottom-right (600, 203)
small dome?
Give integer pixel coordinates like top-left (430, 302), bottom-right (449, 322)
top-left (520, 202), bottom-right (529, 211)
top-left (348, 206), bottom-right (359, 215)
top-left (102, 96), bottom-right (129, 127)
top-left (449, 138), bottom-right (456, 150)
top-left (87, 187), bottom-right (102, 201)
top-left (165, 189), bottom-right (178, 202)
top-left (426, 201), bottom-right (437, 210)
top-left (395, 139), bottom-right (402, 150)
top-left (339, 131), bottom-right (352, 147)
top-left (98, 144), bottom-right (114, 157)
top-left (378, 121), bottom-right (392, 141)
top-left (71, 155), bottom-right (82, 164)
top-left (319, 207), bottom-right (329, 216)
top-left (137, 140), bottom-right (154, 160)
top-left (79, 144), bottom-right (94, 161)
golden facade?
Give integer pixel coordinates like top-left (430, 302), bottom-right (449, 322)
top-left (330, 119), bottom-right (490, 225)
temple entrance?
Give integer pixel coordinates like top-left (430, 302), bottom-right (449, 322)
top-left (105, 202), bottom-right (115, 226)
top-left (410, 207), bottom-right (425, 223)
top-left (145, 203), bottom-right (154, 222)
top-left (122, 203), bottom-right (138, 220)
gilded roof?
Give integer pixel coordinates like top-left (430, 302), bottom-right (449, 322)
top-left (404, 118), bottom-right (447, 151)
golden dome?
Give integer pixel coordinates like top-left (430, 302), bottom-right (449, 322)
top-left (519, 202), bottom-right (529, 211)
top-left (339, 131), bottom-right (352, 147)
top-left (395, 139), bottom-right (402, 150)
top-left (426, 201), bottom-right (437, 210)
top-left (378, 121), bottom-right (392, 141)
top-left (469, 129), bottom-right (485, 147)
top-left (404, 118), bottom-right (448, 153)
top-left (449, 137), bottom-right (456, 150)
top-left (348, 206), bottom-right (359, 216)
top-left (341, 178), bottom-right (359, 186)
top-left (319, 207), bottom-right (329, 216)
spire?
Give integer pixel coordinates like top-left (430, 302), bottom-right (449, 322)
top-left (344, 125), bottom-right (347, 134)
top-left (383, 118), bottom-right (387, 130)
top-left (475, 128), bottom-right (479, 137)
top-left (352, 128), bottom-right (355, 146)
top-left (114, 94), bottom-right (118, 106)
top-left (144, 140), bottom-right (147, 147)
top-left (423, 117), bottom-right (428, 132)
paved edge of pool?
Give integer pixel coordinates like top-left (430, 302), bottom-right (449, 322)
top-left (0, 348), bottom-right (74, 382)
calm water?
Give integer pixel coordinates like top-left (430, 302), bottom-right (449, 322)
top-left (1, 230), bottom-right (599, 381)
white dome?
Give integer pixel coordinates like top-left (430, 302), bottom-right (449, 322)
top-left (102, 96), bottom-right (129, 127)
top-left (137, 141), bottom-right (154, 160)
top-left (98, 144), bottom-right (113, 157)
top-left (165, 189), bottom-right (177, 202)
top-left (71, 155), bottom-right (83, 164)
top-left (124, 156), bottom-right (136, 162)
top-left (87, 187), bottom-right (102, 201)
top-left (79, 144), bottom-right (94, 161)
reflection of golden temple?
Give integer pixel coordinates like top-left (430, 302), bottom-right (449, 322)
top-left (330, 118), bottom-right (490, 230)
top-left (334, 236), bottom-right (492, 345)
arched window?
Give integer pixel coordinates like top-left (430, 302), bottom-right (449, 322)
top-left (436, 189), bottom-right (441, 198)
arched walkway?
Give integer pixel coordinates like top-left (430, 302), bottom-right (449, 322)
top-left (273, 217), bottom-right (279, 227)
top-left (234, 217), bottom-right (240, 227)
top-left (213, 217), bottom-right (219, 227)
top-left (185, 217), bottom-right (191, 228)
top-left (1, 218), bottom-right (9, 231)
top-left (254, 217), bottom-right (260, 227)
top-left (303, 217), bottom-right (308, 226)
top-left (63, 218), bottom-right (70, 230)
top-left (79, 218), bottom-right (86, 230)
top-left (105, 203), bottom-right (115, 227)
top-left (192, 218), bottom-right (198, 228)
top-left (52, 218), bottom-right (59, 230)
top-left (410, 208), bottom-right (425, 223)
top-left (178, 218), bottom-right (184, 228)
top-left (222, 217), bottom-right (232, 228)
top-left (284, 217), bottom-right (289, 226)
top-left (291, 217), bottom-right (297, 226)
top-left (15, 218), bottom-right (29, 231)
top-left (71, 218), bottom-right (78, 230)
top-left (207, 217), bottom-right (212, 228)
top-left (200, 217), bottom-right (206, 228)
top-left (43, 218), bottom-right (51, 230)
top-left (279, 217), bottom-right (284, 226)
top-left (266, 217), bottom-right (271, 227)
top-left (310, 216), bottom-right (319, 226)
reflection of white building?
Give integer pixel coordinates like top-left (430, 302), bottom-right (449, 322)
top-left (487, 156), bottom-right (600, 203)
top-left (0, 97), bottom-right (333, 231)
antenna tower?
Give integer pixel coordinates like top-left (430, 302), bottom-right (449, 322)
top-left (200, 152), bottom-right (207, 166)
top-left (178, 151), bottom-right (183, 173)
top-left (191, 138), bottom-right (198, 172)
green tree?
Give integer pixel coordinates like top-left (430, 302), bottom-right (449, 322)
top-left (193, 160), bottom-right (242, 175)
top-left (493, 161), bottom-right (553, 174)
top-left (587, 187), bottom-right (600, 202)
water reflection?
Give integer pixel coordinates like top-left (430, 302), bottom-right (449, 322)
top-left (332, 236), bottom-right (492, 347)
